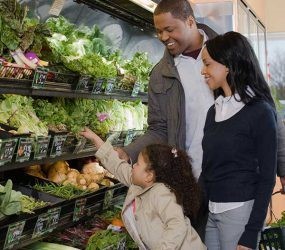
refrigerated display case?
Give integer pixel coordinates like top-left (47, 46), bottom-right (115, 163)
top-left (0, 0), bottom-right (154, 249)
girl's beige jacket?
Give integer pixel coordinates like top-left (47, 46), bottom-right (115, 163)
top-left (96, 141), bottom-right (206, 250)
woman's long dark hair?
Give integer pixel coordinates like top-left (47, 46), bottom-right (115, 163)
top-left (142, 144), bottom-right (201, 220)
top-left (205, 31), bottom-right (275, 107)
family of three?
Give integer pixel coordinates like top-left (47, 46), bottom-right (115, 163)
top-left (80, 0), bottom-right (284, 249)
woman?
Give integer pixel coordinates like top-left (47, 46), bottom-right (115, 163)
top-left (201, 31), bottom-right (277, 250)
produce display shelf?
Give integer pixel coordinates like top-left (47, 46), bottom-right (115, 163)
top-left (0, 81), bottom-right (148, 103)
top-left (0, 182), bottom-right (127, 250)
top-left (0, 150), bottom-right (96, 172)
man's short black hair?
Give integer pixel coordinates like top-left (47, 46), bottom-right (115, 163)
top-left (154, 0), bottom-right (195, 21)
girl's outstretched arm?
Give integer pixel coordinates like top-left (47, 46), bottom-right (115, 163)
top-left (80, 127), bottom-right (132, 187)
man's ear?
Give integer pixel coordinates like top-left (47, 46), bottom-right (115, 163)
top-left (187, 16), bottom-right (195, 28)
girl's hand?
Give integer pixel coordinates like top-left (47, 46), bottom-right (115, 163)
top-left (237, 245), bottom-right (252, 250)
top-left (80, 127), bottom-right (104, 149)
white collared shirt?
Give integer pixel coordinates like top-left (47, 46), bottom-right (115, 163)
top-left (174, 29), bottom-right (214, 179)
top-left (214, 94), bottom-right (244, 122)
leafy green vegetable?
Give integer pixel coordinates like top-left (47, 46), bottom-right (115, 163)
top-left (33, 182), bottom-right (90, 200)
top-left (86, 230), bottom-right (125, 250)
top-left (0, 0), bottom-right (27, 51)
top-left (62, 53), bottom-right (117, 78)
top-left (45, 16), bottom-right (118, 78)
top-left (120, 52), bottom-right (153, 92)
top-left (33, 98), bottom-right (69, 131)
top-left (0, 0), bottom-right (49, 55)
top-left (0, 94), bottom-right (48, 136)
top-left (271, 211), bottom-right (285, 227)
top-left (0, 179), bottom-right (48, 220)
top-left (0, 179), bottom-right (22, 220)
top-left (21, 195), bottom-right (48, 213)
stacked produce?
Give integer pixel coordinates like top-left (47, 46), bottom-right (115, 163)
top-left (0, 94), bottom-right (147, 137)
top-left (33, 97), bottom-right (148, 136)
top-left (43, 16), bottom-right (154, 91)
top-left (28, 160), bottom-right (112, 188)
top-left (44, 207), bottom-right (138, 249)
top-left (33, 182), bottom-right (90, 200)
top-left (45, 16), bottom-right (117, 79)
top-left (119, 52), bottom-right (153, 92)
top-left (0, 0), bottom-right (49, 68)
top-left (25, 159), bottom-right (115, 199)
top-left (0, 94), bottom-right (48, 136)
top-left (0, 1), bottom-right (154, 92)
top-left (0, 179), bottom-right (48, 220)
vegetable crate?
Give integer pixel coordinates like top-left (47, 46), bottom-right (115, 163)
top-left (259, 227), bottom-right (285, 250)
top-left (0, 62), bottom-right (34, 80)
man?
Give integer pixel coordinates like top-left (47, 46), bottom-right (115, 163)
top-left (120, 0), bottom-right (216, 180)
top-left (117, 0), bottom-right (285, 240)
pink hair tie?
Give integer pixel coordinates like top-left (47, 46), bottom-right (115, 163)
top-left (171, 148), bottom-right (178, 158)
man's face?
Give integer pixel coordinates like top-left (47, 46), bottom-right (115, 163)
top-left (154, 12), bottom-right (193, 56)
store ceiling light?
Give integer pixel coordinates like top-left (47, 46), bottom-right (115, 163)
top-left (129, 0), bottom-right (157, 13)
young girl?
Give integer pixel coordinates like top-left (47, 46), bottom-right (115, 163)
top-left (201, 31), bottom-right (277, 250)
top-left (80, 127), bottom-right (206, 250)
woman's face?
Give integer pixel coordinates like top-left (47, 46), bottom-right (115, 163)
top-left (132, 153), bottom-right (154, 188)
top-left (201, 47), bottom-right (230, 95)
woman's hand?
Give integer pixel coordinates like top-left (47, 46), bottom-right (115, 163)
top-left (237, 245), bottom-right (252, 250)
top-left (80, 127), bottom-right (104, 149)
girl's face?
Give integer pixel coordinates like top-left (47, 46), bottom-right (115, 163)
top-left (132, 153), bottom-right (154, 188)
top-left (201, 47), bottom-right (231, 96)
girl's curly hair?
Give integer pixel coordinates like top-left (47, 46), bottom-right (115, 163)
top-left (141, 144), bottom-right (201, 220)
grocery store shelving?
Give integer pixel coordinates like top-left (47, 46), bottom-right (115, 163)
top-left (0, 80), bottom-right (148, 103)
top-left (0, 0), bottom-right (150, 248)
top-left (74, 0), bottom-right (155, 31)
top-left (0, 150), bottom-right (96, 172)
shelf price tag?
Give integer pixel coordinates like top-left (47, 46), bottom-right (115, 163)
top-left (124, 130), bottom-right (135, 146)
top-left (73, 137), bottom-right (87, 154)
top-left (0, 138), bottom-right (18, 166)
top-left (4, 221), bottom-right (26, 249)
top-left (73, 198), bottom-right (87, 222)
top-left (103, 189), bottom-right (114, 210)
top-left (32, 207), bottom-right (61, 238)
top-left (32, 67), bottom-right (48, 88)
top-left (50, 135), bottom-right (67, 157)
top-left (117, 236), bottom-right (126, 250)
top-left (106, 131), bottom-right (121, 145)
top-left (104, 78), bottom-right (116, 94)
top-left (32, 212), bottom-right (50, 238)
top-left (16, 137), bottom-right (34, 162)
top-left (47, 207), bottom-right (61, 232)
top-left (131, 82), bottom-right (141, 97)
top-left (76, 75), bottom-right (90, 92)
top-left (34, 136), bottom-right (51, 160)
top-left (92, 78), bottom-right (105, 94)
